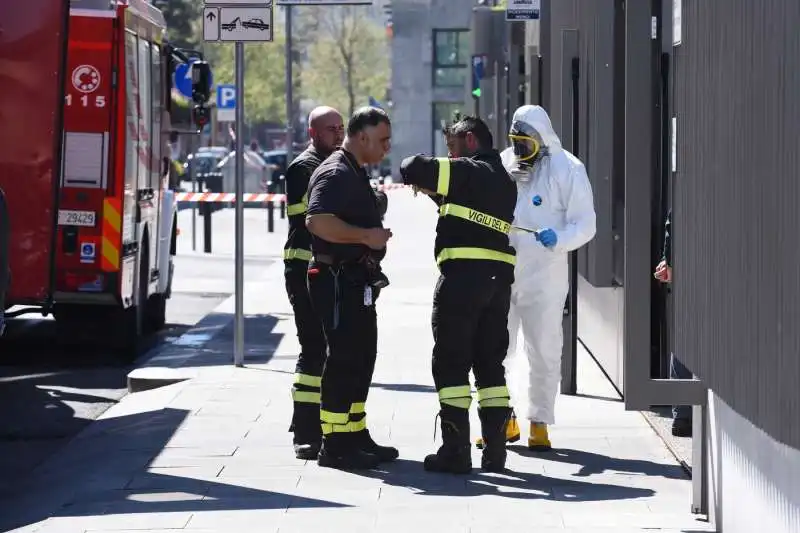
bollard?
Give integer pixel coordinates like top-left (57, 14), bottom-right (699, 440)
top-left (267, 201), bottom-right (275, 233)
top-left (279, 175), bottom-right (286, 219)
top-left (203, 202), bottom-right (212, 253)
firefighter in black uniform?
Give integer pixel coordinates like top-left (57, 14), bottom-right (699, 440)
top-left (305, 107), bottom-right (397, 470)
top-left (399, 116), bottom-right (517, 474)
top-left (284, 106), bottom-right (344, 460)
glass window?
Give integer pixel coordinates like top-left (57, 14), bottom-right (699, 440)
top-left (433, 29), bottom-right (469, 88)
top-left (137, 38), bottom-right (151, 190)
top-left (432, 102), bottom-right (463, 155)
top-left (124, 32), bottom-right (139, 190)
top-left (151, 43), bottom-right (162, 188)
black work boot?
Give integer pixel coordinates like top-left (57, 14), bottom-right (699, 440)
top-left (479, 407), bottom-right (511, 473)
top-left (317, 433), bottom-right (381, 470)
top-left (423, 406), bottom-right (472, 474)
top-left (352, 429), bottom-right (399, 462)
top-left (291, 404), bottom-right (322, 460)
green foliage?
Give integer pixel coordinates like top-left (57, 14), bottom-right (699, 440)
top-left (204, 31), bottom-right (289, 124)
top-left (154, 0), bottom-right (200, 49)
top-left (300, 7), bottom-right (390, 117)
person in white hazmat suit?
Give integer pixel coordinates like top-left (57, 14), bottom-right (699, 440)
top-left (493, 104), bottom-right (596, 451)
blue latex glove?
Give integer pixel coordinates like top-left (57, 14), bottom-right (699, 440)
top-left (536, 228), bottom-right (558, 248)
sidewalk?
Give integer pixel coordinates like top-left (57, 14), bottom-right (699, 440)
top-left (3, 190), bottom-right (713, 533)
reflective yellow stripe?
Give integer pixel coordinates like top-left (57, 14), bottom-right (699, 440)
top-left (292, 391), bottom-right (321, 404)
top-left (287, 193), bottom-right (308, 216)
top-left (477, 386), bottom-right (510, 408)
top-left (436, 247), bottom-right (516, 266)
top-left (439, 385), bottom-right (472, 409)
top-left (480, 398), bottom-right (510, 408)
top-left (438, 203), bottom-right (511, 234)
top-left (320, 410), bottom-right (349, 425)
top-left (477, 386), bottom-right (510, 401)
top-left (322, 423), bottom-right (353, 434)
top-left (349, 402), bottom-right (366, 414)
top-left (321, 419), bottom-right (366, 434)
top-left (284, 248), bottom-right (313, 262)
top-left (349, 417), bottom-right (367, 432)
top-left (435, 158), bottom-right (451, 196)
top-left (294, 373), bottom-right (322, 387)
top-left (287, 203), bottom-right (306, 216)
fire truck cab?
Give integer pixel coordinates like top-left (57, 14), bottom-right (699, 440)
top-left (0, 0), bottom-right (209, 355)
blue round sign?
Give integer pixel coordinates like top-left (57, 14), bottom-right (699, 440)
top-left (532, 195), bottom-right (543, 206)
top-left (174, 60), bottom-right (214, 99)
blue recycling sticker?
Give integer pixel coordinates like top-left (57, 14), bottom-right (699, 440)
top-left (532, 195), bottom-right (543, 206)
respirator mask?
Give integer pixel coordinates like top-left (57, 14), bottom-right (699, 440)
top-left (507, 120), bottom-right (545, 181)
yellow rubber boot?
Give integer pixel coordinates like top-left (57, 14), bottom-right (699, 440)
top-left (528, 422), bottom-right (552, 451)
top-left (475, 410), bottom-right (521, 449)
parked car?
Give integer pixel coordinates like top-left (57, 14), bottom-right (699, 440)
top-left (261, 149), bottom-right (288, 193)
top-left (184, 151), bottom-right (225, 192)
top-left (216, 149), bottom-right (275, 203)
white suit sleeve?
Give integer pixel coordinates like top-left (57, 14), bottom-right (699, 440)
top-left (553, 162), bottom-right (596, 253)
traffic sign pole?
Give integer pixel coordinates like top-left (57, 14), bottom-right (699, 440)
top-left (234, 42), bottom-right (245, 368)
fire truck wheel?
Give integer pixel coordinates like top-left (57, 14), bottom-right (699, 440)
top-left (112, 249), bottom-right (149, 360)
top-left (146, 294), bottom-right (167, 332)
top-left (146, 256), bottom-right (173, 332)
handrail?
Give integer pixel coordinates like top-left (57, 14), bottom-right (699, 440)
top-left (0, 186), bottom-right (9, 335)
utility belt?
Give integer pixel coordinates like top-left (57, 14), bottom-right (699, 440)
top-left (310, 253), bottom-right (388, 330)
top-left (312, 253), bottom-right (389, 290)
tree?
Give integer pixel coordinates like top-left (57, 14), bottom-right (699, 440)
top-left (153, 0), bottom-right (201, 49)
top-left (204, 31), bottom-right (290, 124)
top-left (301, 7), bottom-right (390, 117)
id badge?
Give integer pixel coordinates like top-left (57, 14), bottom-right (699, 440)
top-left (363, 285), bottom-right (373, 306)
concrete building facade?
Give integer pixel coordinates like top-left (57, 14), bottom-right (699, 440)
top-left (389, 0), bottom-right (475, 178)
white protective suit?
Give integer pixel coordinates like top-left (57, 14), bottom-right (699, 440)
top-left (501, 105), bottom-right (597, 425)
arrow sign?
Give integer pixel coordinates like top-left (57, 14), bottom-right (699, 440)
top-left (203, 7), bottom-right (221, 42)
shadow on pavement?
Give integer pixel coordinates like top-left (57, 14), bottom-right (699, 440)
top-left (359, 458), bottom-right (656, 502)
top-left (372, 381), bottom-right (437, 394)
top-left (0, 406), bottom-right (347, 531)
top-left (148, 314), bottom-right (284, 368)
top-left (509, 445), bottom-right (688, 480)
top-left (573, 392), bottom-right (624, 403)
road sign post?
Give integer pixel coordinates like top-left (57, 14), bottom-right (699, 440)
top-left (204, 1), bottom-right (275, 367)
top-left (233, 42), bottom-right (245, 368)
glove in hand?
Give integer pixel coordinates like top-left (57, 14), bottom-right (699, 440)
top-left (536, 228), bottom-right (558, 248)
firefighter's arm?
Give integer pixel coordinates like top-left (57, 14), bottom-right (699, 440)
top-left (373, 189), bottom-right (388, 218)
top-left (285, 161), bottom-right (314, 217)
top-left (399, 155), bottom-right (457, 199)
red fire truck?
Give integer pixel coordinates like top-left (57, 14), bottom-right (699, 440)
top-left (0, 0), bottom-right (209, 355)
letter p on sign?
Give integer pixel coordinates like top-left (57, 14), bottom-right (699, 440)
top-left (216, 85), bottom-right (237, 109)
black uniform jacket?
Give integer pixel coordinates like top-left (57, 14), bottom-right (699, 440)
top-left (306, 148), bottom-right (387, 263)
top-left (399, 150), bottom-right (517, 281)
top-left (284, 146), bottom-right (329, 262)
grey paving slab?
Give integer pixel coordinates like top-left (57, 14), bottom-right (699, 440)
top-left (4, 191), bottom-right (712, 533)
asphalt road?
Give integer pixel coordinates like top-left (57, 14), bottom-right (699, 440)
top-left (0, 250), bottom-right (275, 495)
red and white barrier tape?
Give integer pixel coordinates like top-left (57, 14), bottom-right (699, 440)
top-left (174, 183), bottom-right (407, 203)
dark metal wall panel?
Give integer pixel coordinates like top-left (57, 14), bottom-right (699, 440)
top-left (544, 0), bottom-right (616, 288)
top-left (672, 0), bottom-right (800, 448)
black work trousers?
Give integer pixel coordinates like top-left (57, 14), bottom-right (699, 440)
top-left (285, 261), bottom-right (327, 441)
top-left (432, 268), bottom-right (512, 411)
top-left (307, 262), bottom-right (379, 438)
